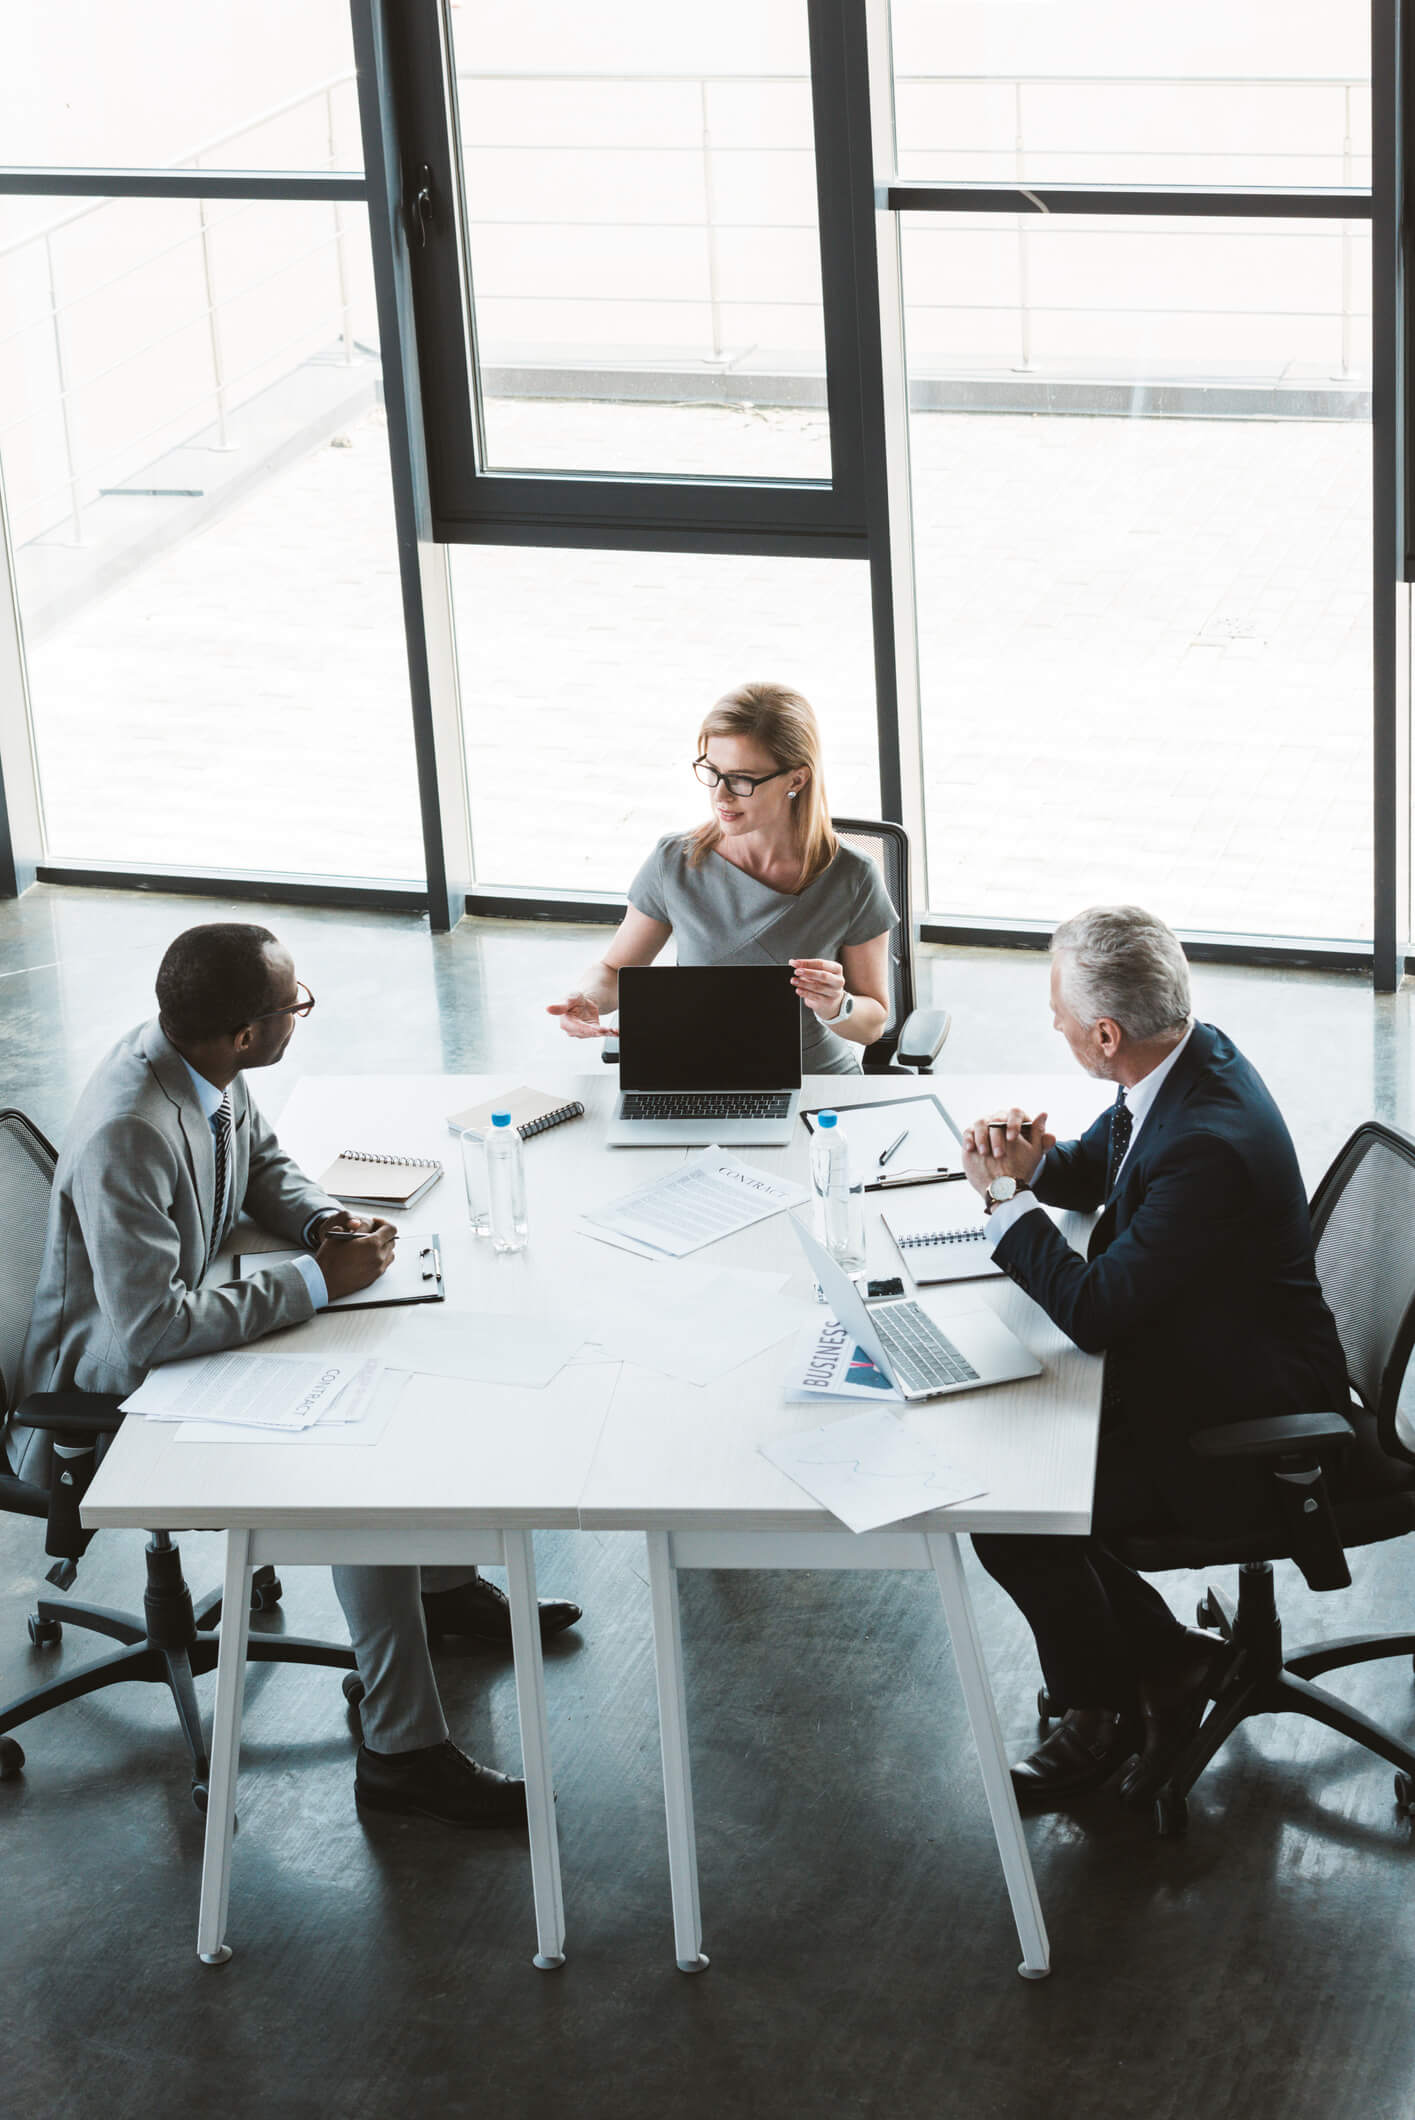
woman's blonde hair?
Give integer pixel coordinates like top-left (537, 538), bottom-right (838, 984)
top-left (687, 681), bottom-right (836, 888)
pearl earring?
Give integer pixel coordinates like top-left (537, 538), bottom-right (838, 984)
top-left (788, 790), bottom-right (798, 800)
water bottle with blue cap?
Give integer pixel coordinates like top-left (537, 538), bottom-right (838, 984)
top-left (486, 1111), bottom-right (529, 1252)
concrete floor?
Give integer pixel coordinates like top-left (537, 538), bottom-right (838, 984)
top-left (3, 885), bottom-right (1415, 2120)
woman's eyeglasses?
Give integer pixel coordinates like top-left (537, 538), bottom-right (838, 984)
top-left (243, 980), bottom-right (316, 1029)
top-left (693, 757), bottom-right (792, 800)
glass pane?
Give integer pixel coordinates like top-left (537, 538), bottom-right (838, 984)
top-left (450, 549), bottom-right (878, 893)
top-left (890, 2), bottom-right (1371, 190)
top-left (0, 2), bottom-right (358, 172)
top-left (1, 202), bottom-right (423, 880)
top-left (448, 0), bottom-right (830, 481)
top-left (903, 215), bottom-right (1371, 941)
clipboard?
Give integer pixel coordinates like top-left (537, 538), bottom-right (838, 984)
top-left (799, 1095), bottom-right (966, 1192)
top-left (234, 1236), bottom-right (446, 1312)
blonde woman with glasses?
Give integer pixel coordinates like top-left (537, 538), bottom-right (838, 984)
top-left (548, 682), bottom-right (896, 1075)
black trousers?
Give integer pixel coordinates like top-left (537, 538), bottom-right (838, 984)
top-left (971, 1425), bottom-right (1189, 1710)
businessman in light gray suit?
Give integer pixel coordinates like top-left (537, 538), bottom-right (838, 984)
top-left (17, 922), bottom-right (579, 1827)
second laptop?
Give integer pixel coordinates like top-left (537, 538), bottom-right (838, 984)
top-left (606, 964), bottom-right (803, 1147)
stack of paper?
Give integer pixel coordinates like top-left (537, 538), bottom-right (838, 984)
top-left (122, 1350), bottom-right (375, 1433)
top-left (581, 1148), bottom-right (809, 1260)
top-left (760, 1408), bottom-right (986, 1534)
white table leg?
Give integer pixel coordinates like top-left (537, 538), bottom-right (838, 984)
top-left (645, 1530), bottom-right (709, 1972)
top-left (504, 1529), bottom-right (566, 1970)
top-left (927, 1532), bottom-right (1050, 1981)
top-left (197, 1528), bottom-right (252, 1967)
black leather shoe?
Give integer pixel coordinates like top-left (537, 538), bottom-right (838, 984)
top-left (422, 1576), bottom-right (581, 1646)
top-left (355, 1739), bottom-right (528, 1827)
top-left (1118, 1628), bottom-right (1231, 1805)
top-left (1010, 1708), bottom-right (1140, 1804)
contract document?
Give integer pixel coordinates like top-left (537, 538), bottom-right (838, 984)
top-left (122, 1349), bottom-right (367, 1432)
top-left (582, 1147), bottom-right (809, 1259)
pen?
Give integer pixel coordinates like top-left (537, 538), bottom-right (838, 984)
top-left (324, 1227), bottom-right (398, 1241)
top-left (878, 1128), bottom-right (909, 1168)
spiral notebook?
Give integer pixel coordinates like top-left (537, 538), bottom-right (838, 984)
top-left (316, 1149), bottom-right (444, 1209)
top-left (445, 1087), bottom-right (586, 1142)
top-left (882, 1191), bottom-right (1002, 1284)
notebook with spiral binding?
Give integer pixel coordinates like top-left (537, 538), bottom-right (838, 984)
top-left (445, 1087), bottom-right (586, 1143)
top-left (882, 1197), bottom-right (1002, 1284)
top-left (316, 1149), bottom-right (444, 1209)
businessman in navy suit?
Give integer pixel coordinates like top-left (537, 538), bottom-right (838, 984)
top-left (960, 905), bottom-right (1348, 1804)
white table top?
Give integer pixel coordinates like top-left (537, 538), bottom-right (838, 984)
top-left (84, 1068), bottom-right (1110, 1540)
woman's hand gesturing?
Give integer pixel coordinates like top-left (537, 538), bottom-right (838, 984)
top-left (547, 992), bottom-right (614, 1039)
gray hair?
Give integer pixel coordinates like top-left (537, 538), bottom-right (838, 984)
top-left (1050, 905), bottom-right (1192, 1040)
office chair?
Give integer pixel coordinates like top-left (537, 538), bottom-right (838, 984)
top-left (601, 816), bottom-right (950, 1072)
top-left (829, 819), bottom-right (949, 1073)
top-left (0, 1108), bottom-right (356, 1808)
top-left (1061, 1120), bottom-right (1415, 1836)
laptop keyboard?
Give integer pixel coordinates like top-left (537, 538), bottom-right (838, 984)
top-left (621, 1092), bottom-right (792, 1120)
top-left (871, 1302), bottom-right (979, 1394)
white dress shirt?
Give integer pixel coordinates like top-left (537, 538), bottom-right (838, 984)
top-left (985, 1023), bottom-right (1196, 1246)
top-left (179, 1057), bottom-right (328, 1308)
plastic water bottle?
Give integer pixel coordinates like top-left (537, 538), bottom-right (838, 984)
top-left (486, 1112), bottom-right (528, 1253)
top-left (811, 1111), bottom-right (865, 1273)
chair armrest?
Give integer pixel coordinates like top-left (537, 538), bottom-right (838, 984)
top-left (1193, 1412), bottom-right (1354, 1592)
top-left (12, 1391), bottom-right (127, 1440)
top-left (1189, 1412), bottom-right (1355, 1461)
top-left (600, 1036), bottom-right (619, 1063)
top-left (894, 1007), bottom-right (951, 1070)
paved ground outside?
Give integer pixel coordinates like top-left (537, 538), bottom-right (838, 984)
top-left (23, 395), bottom-right (1372, 939)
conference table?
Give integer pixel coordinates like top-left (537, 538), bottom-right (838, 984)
top-left (83, 1066), bottom-right (1109, 1979)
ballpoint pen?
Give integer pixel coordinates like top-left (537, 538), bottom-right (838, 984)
top-left (325, 1227), bottom-right (398, 1241)
top-left (878, 1128), bottom-right (909, 1168)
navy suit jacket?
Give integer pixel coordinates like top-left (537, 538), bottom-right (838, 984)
top-left (992, 1021), bottom-right (1348, 1532)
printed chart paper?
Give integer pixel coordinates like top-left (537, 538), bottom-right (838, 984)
top-left (760, 1407), bottom-right (986, 1534)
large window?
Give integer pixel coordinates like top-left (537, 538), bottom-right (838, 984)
top-left (902, 213), bottom-right (1372, 939)
top-left (0, 198), bottom-right (421, 879)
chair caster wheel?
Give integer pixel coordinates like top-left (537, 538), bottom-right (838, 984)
top-left (1036, 1687), bottom-right (1059, 1730)
top-left (28, 1613), bottom-right (61, 1647)
top-left (0, 1737), bottom-right (24, 1779)
top-left (193, 1782), bottom-right (238, 1831)
top-left (1154, 1789), bottom-right (1188, 1838)
top-left (342, 1673), bottom-right (365, 1710)
top-left (250, 1567), bottom-right (283, 1613)
top-left (1395, 1770), bottom-right (1415, 1817)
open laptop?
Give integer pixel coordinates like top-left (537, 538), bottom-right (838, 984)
top-left (790, 1212), bottom-right (1041, 1400)
top-left (606, 965), bottom-right (803, 1147)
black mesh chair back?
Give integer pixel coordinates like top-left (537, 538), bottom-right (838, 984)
top-left (832, 818), bottom-right (914, 1045)
top-left (0, 1111), bottom-right (57, 1430)
top-left (1309, 1120), bottom-right (1415, 1466)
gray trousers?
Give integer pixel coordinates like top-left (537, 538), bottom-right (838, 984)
top-left (330, 1564), bottom-right (475, 1755)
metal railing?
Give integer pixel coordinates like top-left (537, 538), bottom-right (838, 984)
top-left (0, 73), bottom-right (363, 546)
top-left (0, 66), bottom-right (1375, 546)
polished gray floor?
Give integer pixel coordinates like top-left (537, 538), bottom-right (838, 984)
top-left (3, 886), bottom-right (1414, 2120)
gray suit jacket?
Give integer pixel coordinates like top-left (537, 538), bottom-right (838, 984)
top-left (13, 1020), bottom-right (340, 1476)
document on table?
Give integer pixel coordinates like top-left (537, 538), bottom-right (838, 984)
top-left (381, 1309), bottom-right (588, 1389)
top-left (581, 1148), bottom-right (809, 1259)
top-left (577, 1264), bottom-right (812, 1387)
top-left (761, 1408), bottom-right (986, 1534)
top-left (802, 1096), bottom-right (961, 1189)
top-left (175, 1364), bottom-right (407, 1448)
top-left (782, 1314), bottom-right (903, 1404)
top-left (122, 1349), bottom-right (367, 1431)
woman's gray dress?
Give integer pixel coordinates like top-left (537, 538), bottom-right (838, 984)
top-left (626, 834), bottom-right (898, 1076)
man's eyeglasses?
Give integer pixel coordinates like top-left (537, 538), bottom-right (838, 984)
top-left (693, 756), bottom-right (792, 800)
top-left (243, 981), bottom-right (316, 1029)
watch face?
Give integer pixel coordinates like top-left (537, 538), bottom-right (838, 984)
top-left (990, 1175), bottom-right (1018, 1203)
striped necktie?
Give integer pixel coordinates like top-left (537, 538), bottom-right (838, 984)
top-left (209, 1091), bottom-right (233, 1265)
top-left (1105, 1087), bottom-right (1132, 1194)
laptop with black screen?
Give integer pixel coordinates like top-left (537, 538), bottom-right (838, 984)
top-left (605, 965), bottom-right (803, 1147)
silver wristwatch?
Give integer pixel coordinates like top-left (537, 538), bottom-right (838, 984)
top-left (822, 991), bottom-right (855, 1028)
top-left (985, 1175), bottom-right (1027, 1216)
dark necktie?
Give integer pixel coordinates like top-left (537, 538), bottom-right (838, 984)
top-left (209, 1092), bottom-right (233, 1265)
top-left (1105, 1087), bottom-right (1132, 1194)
